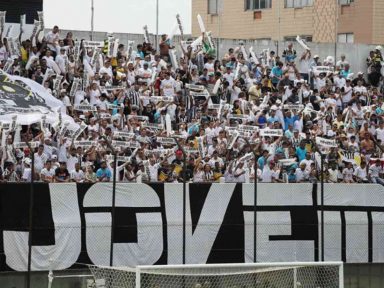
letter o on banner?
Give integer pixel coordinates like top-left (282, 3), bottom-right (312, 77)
top-left (83, 183), bottom-right (163, 266)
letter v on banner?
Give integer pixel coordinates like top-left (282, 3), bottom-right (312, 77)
top-left (164, 183), bottom-right (236, 264)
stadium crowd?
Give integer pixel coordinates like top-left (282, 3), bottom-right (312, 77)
top-left (0, 24), bottom-right (383, 185)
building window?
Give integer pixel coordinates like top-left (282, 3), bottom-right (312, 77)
top-left (208, 0), bottom-right (219, 14)
top-left (338, 33), bottom-right (354, 43)
top-left (245, 0), bottom-right (272, 10)
top-left (256, 38), bottom-right (272, 45)
top-left (285, 0), bottom-right (313, 8)
top-left (339, 0), bottom-right (354, 5)
top-left (284, 35), bottom-right (312, 42)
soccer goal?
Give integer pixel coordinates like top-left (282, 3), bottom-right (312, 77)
top-left (88, 262), bottom-right (344, 288)
top-left (47, 269), bottom-right (94, 288)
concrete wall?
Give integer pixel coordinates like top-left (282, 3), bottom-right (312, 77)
top-left (54, 29), bottom-right (186, 50)
top-left (215, 39), bottom-right (376, 75)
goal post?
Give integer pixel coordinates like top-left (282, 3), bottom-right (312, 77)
top-left (88, 262), bottom-right (344, 288)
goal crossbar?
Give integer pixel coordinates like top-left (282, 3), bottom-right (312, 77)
top-left (138, 261), bottom-right (344, 270)
top-left (88, 261), bottom-right (344, 288)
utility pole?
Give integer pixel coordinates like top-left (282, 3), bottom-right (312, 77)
top-left (155, 0), bottom-right (159, 50)
top-left (91, 0), bottom-right (94, 40)
top-left (334, 0), bottom-right (339, 62)
top-left (277, 0), bottom-right (281, 55)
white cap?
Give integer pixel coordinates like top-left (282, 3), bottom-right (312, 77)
top-left (375, 45), bottom-right (383, 51)
top-left (357, 71), bottom-right (364, 75)
top-left (24, 158), bottom-right (32, 165)
top-left (313, 55), bottom-right (319, 59)
top-left (270, 105), bottom-right (278, 111)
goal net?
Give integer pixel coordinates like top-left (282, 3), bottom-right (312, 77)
top-left (88, 262), bottom-right (344, 288)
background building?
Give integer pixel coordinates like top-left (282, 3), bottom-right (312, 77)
top-left (192, 0), bottom-right (384, 45)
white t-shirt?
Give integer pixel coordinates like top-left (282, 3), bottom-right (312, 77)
top-left (223, 72), bottom-right (234, 86)
top-left (99, 66), bottom-right (113, 78)
top-left (334, 77), bottom-right (346, 89)
top-left (230, 86), bottom-right (242, 104)
top-left (315, 77), bottom-right (326, 91)
top-left (194, 170), bottom-right (204, 182)
top-left (342, 168), bottom-right (354, 181)
top-left (22, 167), bottom-right (32, 182)
top-left (295, 168), bottom-right (309, 182)
top-left (233, 168), bottom-right (245, 182)
top-left (0, 46), bottom-right (7, 61)
top-left (342, 85), bottom-right (353, 103)
top-left (299, 58), bottom-right (310, 74)
top-left (71, 169), bottom-right (85, 182)
top-left (149, 163), bottom-right (160, 182)
top-left (375, 127), bottom-right (384, 142)
top-left (41, 168), bottom-right (55, 182)
top-left (354, 166), bottom-right (367, 180)
top-left (45, 31), bottom-right (59, 51)
top-left (138, 68), bottom-right (152, 79)
top-left (336, 60), bottom-right (349, 69)
top-left (209, 157), bottom-right (224, 169)
top-left (127, 70), bottom-right (136, 85)
top-left (328, 169), bottom-right (338, 183)
top-left (98, 99), bottom-right (108, 110)
top-left (325, 98), bottom-right (337, 113)
top-left (74, 91), bottom-right (86, 105)
top-left (369, 164), bottom-right (383, 178)
top-left (204, 62), bottom-right (214, 73)
top-left (166, 104), bottom-right (177, 121)
top-left (67, 156), bottom-right (79, 173)
top-left (161, 78), bottom-right (176, 96)
top-left (55, 54), bottom-right (67, 73)
top-left (300, 159), bottom-right (314, 173)
top-left (89, 89), bottom-right (101, 106)
top-left (62, 95), bottom-right (71, 107)
top-left (34, 152), bottom-right (48, 172)
top-left (354, 85), bottom-right (367, 95)
top-left (261, 168), bottom-right (277, 182)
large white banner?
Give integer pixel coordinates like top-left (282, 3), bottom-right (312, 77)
top-left (1, 183), bottom-right (384, 271)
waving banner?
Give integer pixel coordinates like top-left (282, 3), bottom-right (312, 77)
top-left (316, 137), bottom-right (338, 148)
top-left (260, 129), bottom-right (283, 137)
top-left (0, 72), bottom-right (78, 130)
